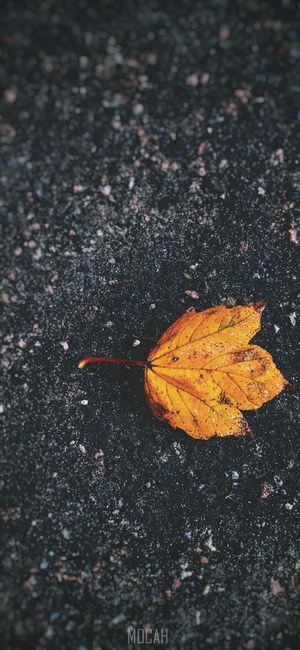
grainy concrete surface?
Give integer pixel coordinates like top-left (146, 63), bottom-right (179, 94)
top-left (1, 1), bottom-right (299, 649)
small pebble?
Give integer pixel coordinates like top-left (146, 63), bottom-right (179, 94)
top-left (197, 484), bottom-right (206, 492)
top-left (288, 228), bottom-right (298, 244)
top-left (132, 103), bottom-right (144, 115)
top-left (185, 290), bottom-right (199, 299)
top-left (100, 185), bottom-right (111, 197)
top-left (260, 482), bottom-right (274, 499)
top-left (72, 184), bottom-right (85, 193)
top-left (285, 502), bottom-right (294, 510)
top-left (219, 25), bottom-right (231, 40)
top-left (4, 88), bottom-right (17, 103)
top-left (288, 312), bottom-right (296, 326)
top-left (270, 578), bottom-right (282, 596)
top-left (186, 73), bottom-right (199, 87)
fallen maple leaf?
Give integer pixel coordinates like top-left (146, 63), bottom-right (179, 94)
top-left (78, 302), bottom-right (291, 439)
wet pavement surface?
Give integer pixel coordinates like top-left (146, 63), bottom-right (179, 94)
top-left (1, 1), bottom-right (299, 648)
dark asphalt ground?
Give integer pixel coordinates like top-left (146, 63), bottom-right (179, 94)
top-left (1, 1), bottom-right (300, 649)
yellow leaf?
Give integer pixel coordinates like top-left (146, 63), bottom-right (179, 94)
top-left (78, 301), bottom-right (291, 440)
top-left (144, 302), bottom-right (290, 439)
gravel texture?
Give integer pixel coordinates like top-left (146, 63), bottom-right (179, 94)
top-left (1, 1), bottom-right (300, 649)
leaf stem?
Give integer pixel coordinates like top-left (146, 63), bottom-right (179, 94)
top-left (78, 356), bottom-right (147, 369)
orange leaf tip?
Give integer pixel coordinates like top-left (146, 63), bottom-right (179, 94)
top-left (251, 300), bottom-right (267, 314)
